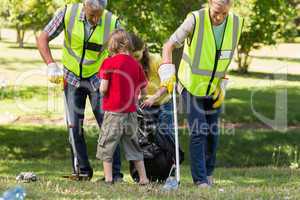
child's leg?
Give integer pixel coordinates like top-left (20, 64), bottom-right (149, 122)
top-left (123, 112), bottom-right (149, 184)
top-left (96, 112), bottom-right (123, 183)
top-left (133, 160), bottom-right (149, 184)
top-left (103, 161), bottom-right (113, 182)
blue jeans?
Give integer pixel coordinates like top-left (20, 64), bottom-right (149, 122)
top-left (181, 89), bottom-right (220, 184)
top-left (64, 80), bottom-right (122, 178)
top-left (142, 100), bottom-right (174, 141)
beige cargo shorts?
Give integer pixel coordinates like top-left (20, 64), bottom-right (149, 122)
top-left (96, 112), bottom-right (143, 162)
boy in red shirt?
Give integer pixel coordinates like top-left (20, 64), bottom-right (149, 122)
top-left (96, 29), bottom-right (149, 185)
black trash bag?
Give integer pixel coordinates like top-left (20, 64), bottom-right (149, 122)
top-left (129, 106), bottom-right (184, 182)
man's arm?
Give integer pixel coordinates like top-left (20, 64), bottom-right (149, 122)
top-left (162, 41), bottom-right (176, 64)
top-left (37, 7), bottom-right (66, 64)
top-left (37, 32), bottom-right (55, 64)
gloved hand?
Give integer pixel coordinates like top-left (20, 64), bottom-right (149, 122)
top-left (212, 78), bottom-right (228, 109)
top-left (212, 86), bottom-right (225, 109)
top-left (158, 63), bottom-right (176, 93)
top-left (47, 62), bottom-right (63, 84)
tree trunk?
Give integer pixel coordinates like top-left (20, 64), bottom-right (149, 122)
top-left (16, 27), bottom-right (25, 48)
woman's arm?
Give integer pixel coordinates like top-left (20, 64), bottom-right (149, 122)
top-left (141, 87), bottom-right (167, 108)
top-left (99, 79), bottom-right (109, 96)
top-left (162, 14), bottom-right (195, 63)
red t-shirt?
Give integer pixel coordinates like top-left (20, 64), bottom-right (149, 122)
top-left (99, 54), bottom-right (147, 113)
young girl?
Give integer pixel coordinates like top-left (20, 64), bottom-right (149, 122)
top-left (96, 29), bottom-right (149, 185)
top-left (130, 33), bottom-right (175, 142)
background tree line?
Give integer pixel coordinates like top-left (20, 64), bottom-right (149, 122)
top-left (0, 0), bottom-right (299, 73)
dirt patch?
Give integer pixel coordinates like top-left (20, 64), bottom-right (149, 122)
top-left (3, 115), bottom-right (100, 126)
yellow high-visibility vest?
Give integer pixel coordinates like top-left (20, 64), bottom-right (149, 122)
top-left (62, 3), bottom-right (117, 78)
top-left (178, 8), bottom-right (243, 96)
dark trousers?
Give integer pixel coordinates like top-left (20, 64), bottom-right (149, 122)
top-left (181, 89), bottom-right (221, 184)
top-left (64, 80), bottom-right (122, 178)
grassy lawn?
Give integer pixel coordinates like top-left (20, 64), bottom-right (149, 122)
top-left (0, 29), bottom-right (300, 199)
top-left (0, 125), bottom-right (300, 199)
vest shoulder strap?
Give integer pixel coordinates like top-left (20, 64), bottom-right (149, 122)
top-left (189, 9), bottom-right (206, 43)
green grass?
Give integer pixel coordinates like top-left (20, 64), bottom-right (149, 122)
top-left (1, 163), bottom-right (299, 199)
top-left (0, 125), bottom-right (300, 199)
top-left (0, 86), bottom-right (63, 118)
top-left (1, 125), bottom-right (300, 167)
top-left (1, 79), bottom-right (300, 125)
top-left (1, 29), bottom-right (300, 199)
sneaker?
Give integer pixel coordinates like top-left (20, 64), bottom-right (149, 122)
top-left (195, 182), bottom-right (211, 188)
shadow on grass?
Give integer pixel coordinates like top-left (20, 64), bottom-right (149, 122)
top-left (0, 125), bottom-right (299, 168)
top-left (217, 129), bottom-right (300, 167)
top-left (229, 70), bottom-right (300, 82)
top-left (223, 86), bottom-right (300, 125)
top-left (177, 86), bottom-right (300, 125)
top-left (0, 126), bottom-right (72, 160)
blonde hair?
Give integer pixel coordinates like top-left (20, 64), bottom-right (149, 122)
top-left (108, 29), bottom-right (133, 55)
top-left (209, 0), bottom-right (233, 6)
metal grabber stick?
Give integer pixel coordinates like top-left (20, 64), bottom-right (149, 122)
top-left (173, 82), bottom-right (180, 184)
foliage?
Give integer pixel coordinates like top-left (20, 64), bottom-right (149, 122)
top-left (5, 0), bottom-right (59, 47)
top-left (234, 0), bottom-right (298, 73)
top-left (108, 0), bottom-right (205, 52)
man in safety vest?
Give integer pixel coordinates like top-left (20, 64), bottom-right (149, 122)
top-left (162, 0), bottom-right (243, 187)
top-left (37, 0), bottom-right (123, 181)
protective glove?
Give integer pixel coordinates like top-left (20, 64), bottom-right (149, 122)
top-left (158, 63), bottom-right (176, 94)
top-left (212, 78), bottom-right (228, 109)
top-left (47, 62), bottom-right (63, 84)
top-left (212, 87), bottom-right (225, 109)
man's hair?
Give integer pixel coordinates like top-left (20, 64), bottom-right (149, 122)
top-left (108, 29), bottom-right (133, 55)
top-left (84, 0), bottom-right (107, 10)
top-left (209, 0), bottom-right (233, 6)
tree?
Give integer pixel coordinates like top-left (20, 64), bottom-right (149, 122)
top-left (6, 0), bottom-right (31, 47)
top-left (108, 1), bottom-right (297, 73)
top-left (0, 0), bottom-right (10, 40)
top-left (5, 0), bottom-right (59, 47)
top-left (108, 0), bottom-right (205, 52)
top-left (26, 0), bottom-right (59, 40)
top-left (234, 0), bottom-right (298, 73)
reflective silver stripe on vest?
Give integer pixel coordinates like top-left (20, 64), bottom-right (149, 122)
top-left (64, 4), bottom-right (112, 65)
top-left (67, 4), bottom-right (79, 46)
top-left (229, 14), bottom-right (240, 60)
top-left (192, 9), bottom-right (205, 71)
top-left (103, 11), bottom-right (112, 43)
top-left (182, 53), bottom-right (225, 78)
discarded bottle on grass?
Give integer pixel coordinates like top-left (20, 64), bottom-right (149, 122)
top-left (0, 186), bottom-right (26, 200)
top-left (162, 176), bottom-right (179, 191)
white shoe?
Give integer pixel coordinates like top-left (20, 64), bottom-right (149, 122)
top-left (207, 176), bottom-right (213, 186)
top-left (196, 183), bottom-right (211, 188)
